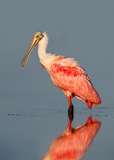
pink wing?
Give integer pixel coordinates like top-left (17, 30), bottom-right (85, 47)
top-left (50, 60), bottom-right (101, 105)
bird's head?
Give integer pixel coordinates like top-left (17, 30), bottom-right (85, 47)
top-left (21, 31), bottom-right (44, 67)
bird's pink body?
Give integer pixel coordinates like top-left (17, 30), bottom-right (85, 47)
top-left (41, 54), bottom-right (101, 109)
top-left (42, 117), bottom-right (101, 160)
top-left (51, 62), bottom-right (100, 108)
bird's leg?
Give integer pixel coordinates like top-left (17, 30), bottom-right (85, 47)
top-left (66, 118), bottom-right (73, 131)
top-left (67, 96), bottom-right (74, 120)
top-left (68, 106), bottom-right (74, 120)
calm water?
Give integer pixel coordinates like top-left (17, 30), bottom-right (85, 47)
top-left (0, 1), bottom-right (114, 160)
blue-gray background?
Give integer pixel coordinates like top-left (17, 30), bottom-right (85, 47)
top-left (0, 1), bottom-right (114, 160)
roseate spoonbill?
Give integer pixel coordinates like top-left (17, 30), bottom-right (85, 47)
top-left (21, 31), bottom-right (101, 110)
top-left (41, 117), bottom-right (101, 160)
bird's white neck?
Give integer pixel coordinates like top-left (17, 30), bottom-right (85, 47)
top-left (38, 32), bottom-right (49, 63)
top-left (38, 32), bottom-right (58, 70)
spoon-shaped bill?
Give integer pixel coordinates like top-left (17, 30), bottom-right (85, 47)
top-left (21, 40), bottom-right (38, 67)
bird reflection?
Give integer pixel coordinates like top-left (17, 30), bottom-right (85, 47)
top-left (41, 115), bottom-right (101, 160)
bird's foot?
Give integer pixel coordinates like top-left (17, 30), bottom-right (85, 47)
top-left (68, 105), bottom-right (74, 120)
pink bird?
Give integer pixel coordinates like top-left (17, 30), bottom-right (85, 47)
top-left (41, 117), bottom-right (101, 160)
top-left (21, 31), bottom-right (101, 110)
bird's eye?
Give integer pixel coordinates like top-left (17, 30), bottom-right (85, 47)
top-left (36, 35), bottom-right (39, 38)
